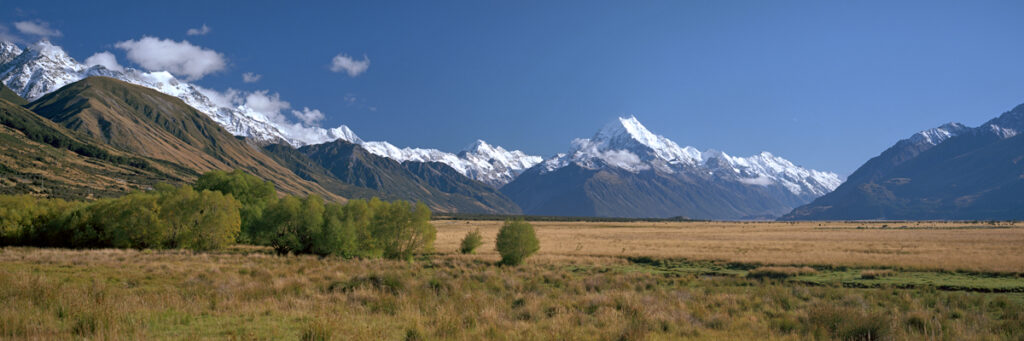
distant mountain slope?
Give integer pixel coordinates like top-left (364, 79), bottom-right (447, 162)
top-left (502, 116), bottom-right (841, 219)
top-left (0, 83), bottom-right (27, 106)
top-left (0, 97), bottom-right (188, 199)
top-left (27, 76), bottom-right (343, 200)
top-left (783, 105), bottom-right (1024, 220)
top-left (300, 139), bottom-right (521, 214)
top-left (260, 143), bottom-right (380, 199)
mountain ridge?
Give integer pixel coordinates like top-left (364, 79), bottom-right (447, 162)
top-left (503, 116), bottom-right (841, 219)
top-left (782, 105), bottom-right (1024, 220)
top-left (0, 40), bottom-right (541, 187)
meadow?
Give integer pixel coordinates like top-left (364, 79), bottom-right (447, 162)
top-left (1, 220), bottom-right (1023, 340)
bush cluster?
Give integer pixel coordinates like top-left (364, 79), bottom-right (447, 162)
top-left (0, 170), bottom-right (436, 258)
top-left (258, 196), bottom-right (435, 259)
top-left (0, 185), bottom-right (240, 250)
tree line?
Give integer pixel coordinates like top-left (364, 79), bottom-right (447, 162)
top-left (0, 170), bottom-right (435, 259)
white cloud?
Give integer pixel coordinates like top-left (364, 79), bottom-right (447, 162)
top-left (186, 24), bottom-right (211, 36)
top-left (115, 36), bottom-right (226, 81)
top-left (738, 175), bottom-right (774, 186)
top-left (195, 85), bottom-right (340, 144)
top-left (243, 90), bottom-right (291, 122)
top-left (330, 53), bottom-right (370, 77)
top-left (83, 51), bottom-right (124, 72)
top-left (194, 85), bottom-right (241, 108)
top-left (14, 20), bottom-right (61, 38)
top-left (292, 107), bottom-right (324, 125)
top-left (242, 72), bottom-right (261, 83)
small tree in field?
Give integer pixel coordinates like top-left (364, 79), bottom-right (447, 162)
top-left (495, 219), bottom-right (539, 265)
top-left (460, 229), bottom-right (482, 254)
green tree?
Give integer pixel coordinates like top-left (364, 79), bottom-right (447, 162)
top-left (317, 202), bottom-right (357, 257)
top-left (90, 192), bottom-right (167, 249)
top-left (157, 185), bottom-right (241, 251)
top-left (371, 201), bottom-right (435, 260)
top-left (262, 195), bottom-right (326, 254)
top-left (460, 229), bottom-right (483, 254)
top-left (0, 195), bottom-right (76, 245)
top-left (495, 219), bottom-right (539, 266)
top-left (194, 169), bottom-right (277, 243)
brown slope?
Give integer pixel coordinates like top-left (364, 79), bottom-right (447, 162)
top-left (27, 76), bottom-right (342, 201)
top-left (0, 98), bottom-right (190, 199)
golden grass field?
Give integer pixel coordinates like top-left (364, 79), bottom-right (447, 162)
top-left (1, 220), bottom-right (1022, 340)
top-left (433, 220), bottom-right (1024, 273)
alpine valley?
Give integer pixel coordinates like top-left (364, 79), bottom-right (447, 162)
top-left (0, 39), bottom-right (847, 218)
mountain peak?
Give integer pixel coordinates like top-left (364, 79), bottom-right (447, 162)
top-left (26, 40), bottom-right (72, 61)
top-left (0, 41), bottom-right (22, 65)
top-left (585, 115), bottom-right (701, 165)
top-left (595, 115), bottom-right (656, 144)
top-left (909, 122), bottom-right (969, 146)
top-left (463, 139), bottom-right (494, 153)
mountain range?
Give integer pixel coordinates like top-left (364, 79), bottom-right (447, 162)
top-left (502, 117), bottom-right (841, 219)
top-left (783, 106), bottom-right (1024, 220)
top-left (2, 39), bottom-right (852, 219)
top-left (0, 40), bottom-right (541, 188)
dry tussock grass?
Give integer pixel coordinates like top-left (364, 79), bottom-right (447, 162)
top-left (0, 246), bottom-right (1022, 340)
top-left (433, 220), bottom-right (1024, 273)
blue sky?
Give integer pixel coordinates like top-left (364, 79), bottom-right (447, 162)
top-left (3, 1), bottom-right (1024, 176)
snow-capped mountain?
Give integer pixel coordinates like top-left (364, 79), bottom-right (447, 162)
top-left (540, 116), bottom-right (841, 197)
top-left (360, 139), bottom-right (542, 187)
top-left (502, 116), bottom-right (841, 219)
top-left (0, 41), bottom-right (22, 65)
top-left (908, 122), bottom-right (970, 147)
top-left (0, 40), bottom-right (539, 186)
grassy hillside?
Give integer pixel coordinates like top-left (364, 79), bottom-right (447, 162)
top-left (27, 77), bottom-right (342, 201)
top-left (0, 83), bottom-right (27, 106)
top-left (260, 143), bottom-right (381, 199)
top-left (0, 98), bottom-right (190, 199)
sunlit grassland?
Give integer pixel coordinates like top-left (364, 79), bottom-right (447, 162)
top-left (433, 220), bottom-right (1024, 273)
top-left (1, 220), bottom-right (1023, 340)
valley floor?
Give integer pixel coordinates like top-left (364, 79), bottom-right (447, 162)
top-left (1, 221), bottom-right (1023, 340)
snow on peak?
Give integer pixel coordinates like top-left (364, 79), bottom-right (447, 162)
top-left (1, 40), bottom-right (93, 100)
top-left (542, 116), bottom-right (842, 198)
top-left (0, 41), bottom-right (22, 65)
top-left (909, 122), bottom-right (968, 147)
top-left (359, 138), bottom-right (542, 187)
top-left (987, 124), bottom-right (1018, 139)
top-left (715, 150), bottom-right (842, 196)
top-left (584, 115), bottom-right (702, 165)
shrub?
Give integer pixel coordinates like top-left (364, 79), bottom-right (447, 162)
top-left (460, 229), bottom-right (483, 254)
top-left (495, 219), bottom-right (539, 265)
